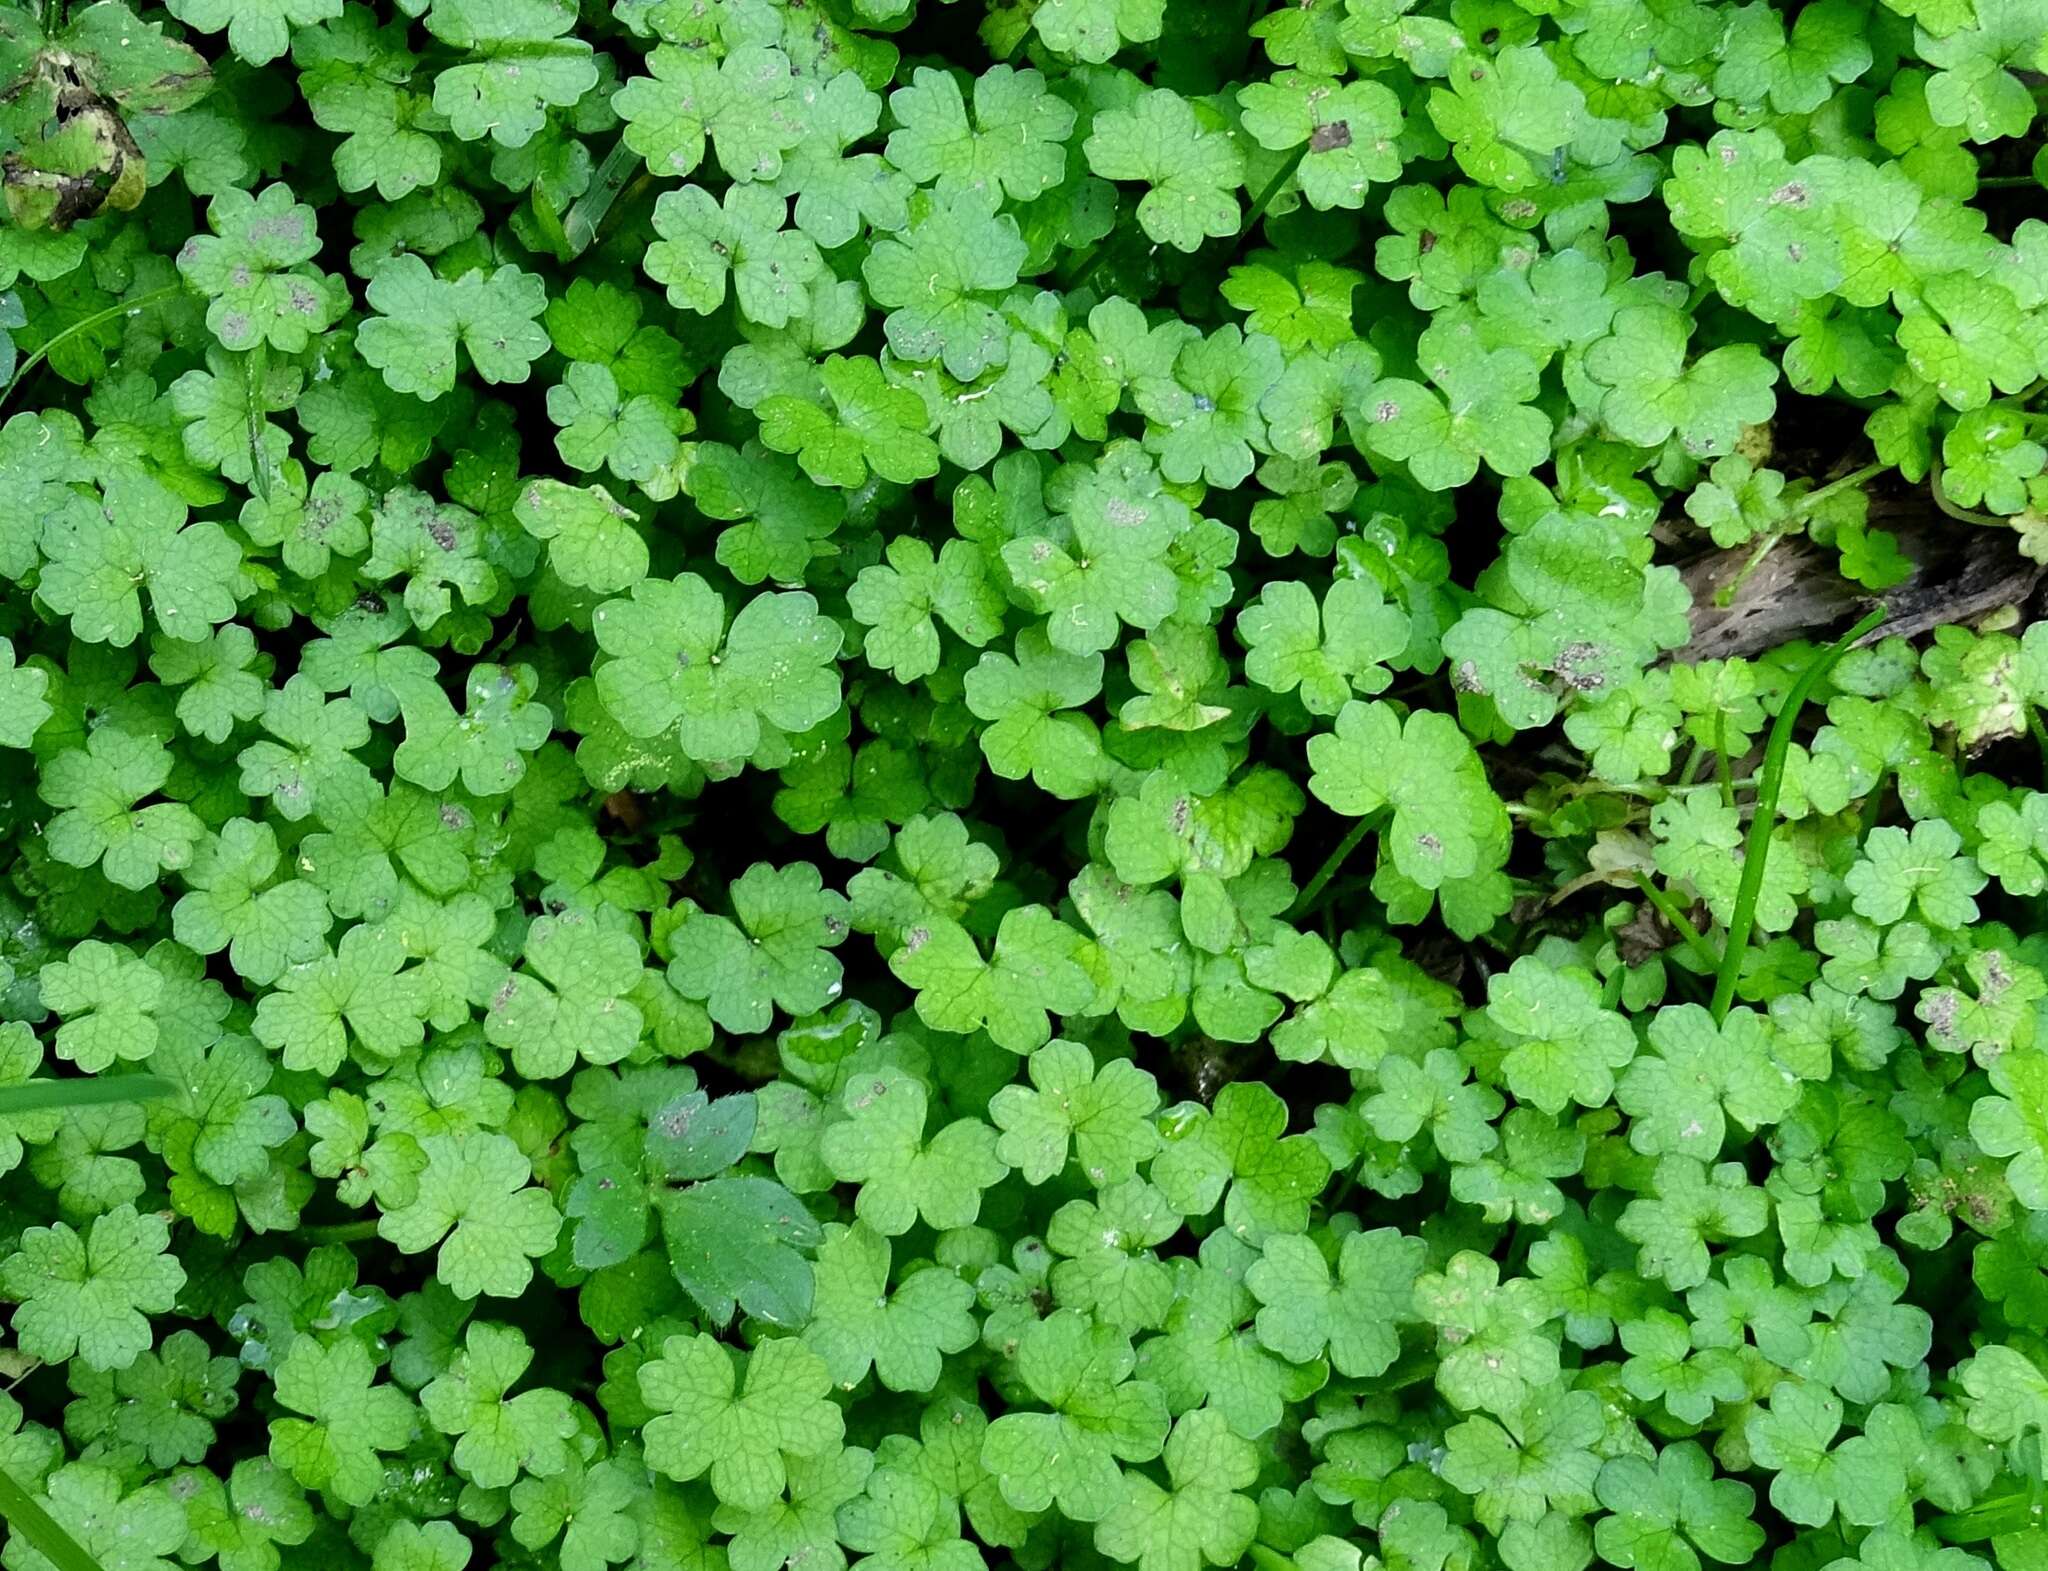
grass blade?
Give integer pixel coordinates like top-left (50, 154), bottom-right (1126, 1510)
top-left (0, 1074), bottom-right (177, 1116)
top-left (0, 1465), bottom-right (104, 1571)
top-left (561, 137), bottom-right (644, 258)
top-left (0, 283), bottom-right (183, 416)
top-left (1710, 607), bottom-right (1886, 1021)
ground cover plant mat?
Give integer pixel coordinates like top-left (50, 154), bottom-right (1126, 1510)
top-left (0, 1), bottom-right (2046, 1570)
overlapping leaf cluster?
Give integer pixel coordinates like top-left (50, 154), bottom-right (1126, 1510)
top-left (0, 2), bottom-right (2046, 1571)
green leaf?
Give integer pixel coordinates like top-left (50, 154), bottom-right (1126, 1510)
top-left (989, 1039), bottom-right (1162, 1186)
top-left (1593, 1442), bottom-right (1764, 1571)
top-left (425, 0), bottom-right (597, 150)
top-left (1306, 700), bottom-right (1511, 894)
top-left (863, 190), bottom-right (1027, 380)
top-left (176, 182), bottom-right (343, 352)
top-left (357, 255), bottom-right (551, 400)
top-left (0, 1205), bottom-right (184, 1373)
top-left (640, 1333), bottom-right (845, 1509)
top-left (758, 355), bottom-right (941, 489)
top-left (420, 1321), bottom-right (577, 1489)
top-left (1084, 91), bottom-right (1244, 252)
top-left (615, 44), bottom-right (808, 182)
top-left (647, 183), bottom-right (824, 329)
top-left (267, 1337), bottom-right (416, 1506)
top-left (1094, 1411), bottom-right (1258, 1571)
top-left (666, 863), bottom-right (850, 1035)
top-left (659, 1174), bottom-right (823, 1329)
top-left (803, 1222), bottom-right (976, 1391)
top-left (886, 64), bottom-right (1076, 202)
top-left (514, 479), bottom-right (647, 593)
top-left (166, 0), bottom-right (339, 65)
top-left (819, 1065), bottom-right (1009, 1235)
top-left (979, 1310), bottom-right (1168, 1521)
top-left (375, 1131), bottom-right (561, 1299)
top-left (1246, 1228), bottom-right (1425, 1376)
top-left (886, 906), bottom-right (1097, 1053)
top-left (592, 575), bottom-right (844, 762)
top-left (1583, 305), bottom-right (1779, 457)
top-left (1152, 1082), bottom-right (1331, 1240)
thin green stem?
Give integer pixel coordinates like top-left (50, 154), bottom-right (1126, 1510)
top-left (0, 283), bottom-right (184, 414)
top-left (1599, 965), bottom-right (1627, 1009)
top-left (1858, 767), bottom-right (1890, 844)
top-left (2029, 705), bottom-right (2048, 787)
top-left (299, 1219), bottom-right (382, 1245)
top-left (0, 1074), bottom-right (175, 1117)
top-left (1928, 453), bottom-right (2005, 527)
top-left (1976, 175), bottom-right (2045, 188)
top-left (1787, 460), bottom-right (1886, 523)
top-left (0, 1464), bottom-right (104, 1571)
top-left (1677, 774), bottom-right (1762, 795)
top-left (1239, 141), bottom-right (1310, 238)
top-left (1290, 817), bottom-right (1372, 920)
top-left (1716, 463), bottom-right (1887, 609)
top-left (1321, 1169), bottom-right (1360, 1223)
top-left (1060, 241), bottom-right (1110, 295)
top-left (1712, 607), bottom-right (1886, 1021)
top-left (244, 340), bottom-right (272, 503)
top-left (1631, 872), bottom-right (1720, 973)
top-left (1714, 712), bottom-right (1736, 809)
top-left (1715, 531), bottom-right (1782, 608)
top-left (1677, 740), bottom-right (1707, 788)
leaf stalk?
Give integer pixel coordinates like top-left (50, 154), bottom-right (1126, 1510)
top-left (1290, 816), bottom-right (1372, 920)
